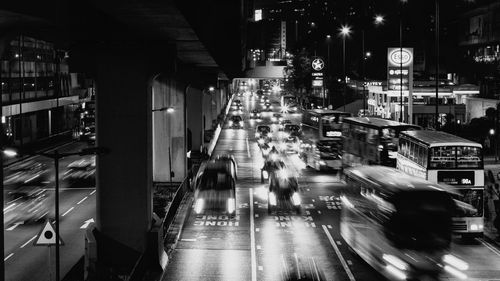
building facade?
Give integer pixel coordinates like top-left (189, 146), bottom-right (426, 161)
top-left (1, 36), bottom-right (90, 148)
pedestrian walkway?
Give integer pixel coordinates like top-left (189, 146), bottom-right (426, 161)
top-left (483, 155), bottom-right (500, 246)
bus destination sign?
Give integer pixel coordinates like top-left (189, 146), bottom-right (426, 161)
top-left (437, 171), bottom-right (474, 186)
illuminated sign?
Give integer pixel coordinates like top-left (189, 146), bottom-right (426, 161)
top-left (388, 48), bottom-right (413, 67)
top-left (387, 48), bottom-right (413, 92)
top-left (437, 171), bottom-right (474, 186)
top-left (326, 131), bottom-right (342, 137)
top-left (311, 59), bottom-right (325, 71)
top-left (255, 9), bottom-right (262, 21)
top-left (367, 99), bottom-right (377, 106)
top-left (312, 80), bottom-right (323, 87)
top-left (312, 72), bottom-right (323, 77)
top-left (310, 116), bottom-right (319, 122)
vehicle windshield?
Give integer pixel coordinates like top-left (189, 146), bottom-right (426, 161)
top-left (430, 146), bottom-right (483, 169)
top-left (257, 126), bottom-right (270, 133)
top-left (198, 171), bottom-right (232, 191)
top-left (231, 116), bottom-right (242, 122)
top-left (284, 124), bottom-right (300, 132)
top-left (386, 191), bottom-right (453, 251)
top-left (453, 189), bottom-right (483, 217)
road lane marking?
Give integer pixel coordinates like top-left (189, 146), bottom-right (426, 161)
top-left (62, 207), bottom-right (75, 217)
top-left (257, 245), bottom-right (261, 250)
top-left (20, 235), bottom-right (37, 248)
top-left (6, 223), bottom-right (22, 231)
top-left (327, 225), bottom-right (332, 229)
top-left (255, 214), bottom-right (259, 218)
top-left (4, 253), bottom-right (14, 261)
top-left (311, 199), bottom-right (315, 202)
top-left (322, 225), bottom-right (356, 281)
top-left (80, 218), bottom-right (95, 229)
top-left (478, 238), bottom-right (500, 257)
top-left (77, 196), bottom-right (89, 205)
top-left (336, 241), bottom-right (342, 245)
top-left (180, 238), bottom-right (196, 242)
top-left (249, 188), bottom-right (257, 281)
top-left (256, 228), bottom-right (260, 232)
top-left (258, 266), bottom-right (263, 271)
top-left (246, 137), bottom-right (251, 158)
top-left (318, 210), bottom-right (322, 214)
top-left (294, 253), bottom-right (301, 279)
top-left (90, 190), bottom-right (96, 195)
top-left (347, 260), bottom-right (353, 266)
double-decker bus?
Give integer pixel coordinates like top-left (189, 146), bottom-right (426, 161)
top-left (280, 94), bottom-right (299, 113)
top-left (341, 166), bottom-right (467, 280)
top-left (397, 130), bottom-right (484, 238)
top-left (300, 109), bottom-right (351, 171)
top-left (341, 117), bottom-right (421, 168)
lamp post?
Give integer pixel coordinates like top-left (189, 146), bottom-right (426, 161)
top-left (38, 147), bottom-right (108, 281)
top-left (435, 0), bottom-right (440, 130)
top-left (399, 0), bottom-right (407, 122)
top-left (326, 34), bottom-right (332, 107)
top-left (339, 25), bottom-right (351, 112)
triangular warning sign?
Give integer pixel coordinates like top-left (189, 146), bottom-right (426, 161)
top-left (34, 221), bottom-right (64, 246)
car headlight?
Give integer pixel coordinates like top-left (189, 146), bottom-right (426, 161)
top-left (271, 117), bottom-right (277, 122)
top-left (255, 132), bottom-right (261, 138)
top-left (228, 121), bottom-right (233, 126)
top-left (270, 154), bottom-right (278, 161)
top-left (269, 192), bottom-right (277, 206)
top-left (257, 138), bottom-right (264, 145)
top-left (292, 192), bottom-right (301, 206)
top-left (383, 254), bottom-right (408, 271)
top-left (443, 254), bottom-right (469, 271)
top-left (319, 160), bottom-right (326, 166)
top-left (227, 198), bottom-right (235, 214)
top-left (262, 170), bottom-right (269, 179)
top-left (195, 198), bottom-right (204, 214)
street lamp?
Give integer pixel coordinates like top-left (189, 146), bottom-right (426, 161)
top-left (326, 34), bottom-right (332, 107)
top-left (339, 25), bottom-right (351, 112)
top-left (38, 147), bottom-right (108, 281)
top-left (374, 14), bottom-right (385, 25)
top-left (399, 0), bottom-right (407, 122)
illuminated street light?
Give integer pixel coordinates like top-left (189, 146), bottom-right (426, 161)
top-left (2, 149), bottom-right (18, 157)
top-left (208, 86), bottom-right (215, 92)
top-left (365, 51), bottom-right (371, 58)
top-left (374, 15), bottom-right (385, 25)
top-left (166, 107), bottom-right (175, 113)
top-left (339, 24), bottom-right (351, 112)
top-left (339, 25), bottom-right (351, 37)
top-left (490, 129), bottom-right (495, 136)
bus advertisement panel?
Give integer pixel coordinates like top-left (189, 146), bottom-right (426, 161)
top-left (397, 130), bottom-right (484, 237)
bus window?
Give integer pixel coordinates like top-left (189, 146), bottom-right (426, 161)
top-left (456, 146), bottom-right (482, 168)
top-left (430, 146), bottom-right (456, 168)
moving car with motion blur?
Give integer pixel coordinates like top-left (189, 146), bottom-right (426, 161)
top-left (250, 109), bottom-right (262, 119)
top-left (255, 125), bottom-right (272, 146)
top-left (277, 136), bottom-right (300, 154)
top-left (4, 160), bottom-right (49, 188)
top-left (261, 157), bottom-right (285, 183)
top-left (193, 161), bottom-right (237, 216)
top-left (267, 167), bottom-right (301, 214)
top-left (228, 115), bottom-right (243, 129)
top-left (4, 187), bottom-right (53, 225)
top-left (341, 166), bottom-right (467, 281)
top-left (62, 158), bottom-right (96, 187)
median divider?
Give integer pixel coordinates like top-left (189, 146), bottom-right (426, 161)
top-left (207, 93), bottom-right (234, 157)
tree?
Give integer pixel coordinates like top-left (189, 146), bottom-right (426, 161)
top-left (284, 48), bottom-right (312, 98)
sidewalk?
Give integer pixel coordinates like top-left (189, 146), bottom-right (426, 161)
top-left (483, 155), bottom-right (500, 246)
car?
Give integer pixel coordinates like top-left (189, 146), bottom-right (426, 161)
top-left (283, 124), bottom-right (301, 138)
top-left (228, 115), bottom-right (243, 129)
top-left (193, 162), bottom-right (236, 216)
top-left (271, 113), bottom-right (283, 123)
top-left (277, 136), bottom-right (300, 154)
top-left (255, 125), bottom-right (271, 139)
top-left (213, 155), bottom-right (238, 180)
top-left (261, 159), bottom-right (285, 183)
top-left (279, 119), bottom-right (292, 130)
top-left (263, 102), bottom-right (273, 111)
top-left (250, 109), bottom-right (261, 119)
top-left (80, 125), bottom-right (96, 145)
top-left (4, 160), bottom-right (49, 188)
top-left (4, 187), bottom-right (53, 225)
top-left (62, 159), bottom-right (96, 187)
top-left (267, 167), bottom-right (301, 214)
top-left (233, 99), bottom-right (242, 105)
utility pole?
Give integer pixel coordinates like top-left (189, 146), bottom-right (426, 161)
top-left (435, 0), bottom-right (440, 130)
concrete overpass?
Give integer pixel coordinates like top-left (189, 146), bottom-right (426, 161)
top-left (0, 1), bottom-right (245, 280)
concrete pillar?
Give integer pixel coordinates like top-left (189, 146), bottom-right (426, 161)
top-left (186, 86), bottom-right (203, 152)
top-left (94, 45), bottom-right (153, 260)
top-left (152, 76), bottom-right (186, 183)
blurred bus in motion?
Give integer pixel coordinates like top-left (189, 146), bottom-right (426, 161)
top-left (341, 166), bottom-right (467, 281)
top-left (397, 130), bottom-right (484, 238)
top-left (341, 117), bottom-right (420, 168)
top-left (4, 187), bottom-right (53, 225)
top-left (300, 109), bottom-right (351, 171)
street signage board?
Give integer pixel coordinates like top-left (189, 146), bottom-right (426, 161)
top-left (387, 48), bottom-right (413, 91)
top-left (34, 221), bottom-right (64, 246)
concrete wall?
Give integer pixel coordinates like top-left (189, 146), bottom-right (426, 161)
top-left (152, 76), bottom-right (186, 182)
top-left (186, 86), bottom-right (203, 152)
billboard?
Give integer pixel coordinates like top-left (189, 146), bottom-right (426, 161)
top-left (387, 48), bottom-right (414, 123)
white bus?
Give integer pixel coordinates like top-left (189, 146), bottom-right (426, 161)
top-left (342, 117), bottom-right (421, 168)
top-left (341, 166), bottom-right (467, 280)
top-left (397, 130), bottom-right (484, 238)
top-left (300, 109), bottom-right (351, 171)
